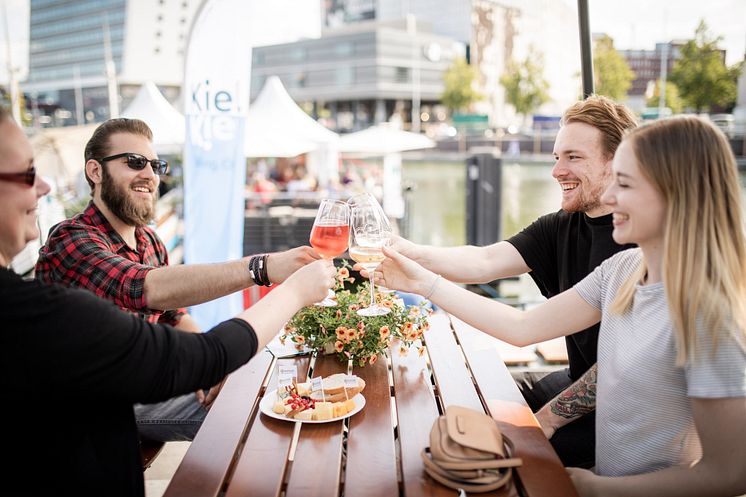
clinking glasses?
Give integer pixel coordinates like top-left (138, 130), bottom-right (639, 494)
top-left (0, 166), bottom-right (36, 187)
top-left (96, 153), bottom-right (170, 175)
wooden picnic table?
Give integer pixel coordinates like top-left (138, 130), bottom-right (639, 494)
top-left (164, 312), bottom-right (578, 497)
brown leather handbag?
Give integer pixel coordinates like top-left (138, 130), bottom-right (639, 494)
top-left (421, 405), bottom-right (523, 493)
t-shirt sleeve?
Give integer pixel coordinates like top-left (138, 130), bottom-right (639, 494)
top-left (17, 281), bottom-right (258, 404)
top-left (686, 325), bottom-right (746, 398)
top-left (507, 213), bottom-right (559, 295)
top-left (37, 224), bottom-right (153, 311)
top-left (573, 260), bottom-right (606, 310)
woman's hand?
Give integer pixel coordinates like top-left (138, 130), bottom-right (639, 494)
top-left (359, 246), bottom-right (436, 296)
top-left (283, 258), bottom-right (336, 306)
top-left (566, 467), bottom-right (600, 497)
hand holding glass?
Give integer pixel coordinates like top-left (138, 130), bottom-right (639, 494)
top-left (349, 205), bottom-right (391, 316)
top-left (309, 199), bottom-right (349, 306)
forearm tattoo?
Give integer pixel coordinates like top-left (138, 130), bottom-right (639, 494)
top-left (550, 363), bottom-right (597, 419)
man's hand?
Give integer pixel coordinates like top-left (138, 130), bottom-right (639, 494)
top-left (535, 405), bottom-right (561, 439)
top-left (389, 234), bottom-right (420, 260)
top-left (196, 379), bottom-right (225, 408)
top-left (357, 246), bottom-right (436, 296)
top-left (266, 246), bottom-right (320, 284)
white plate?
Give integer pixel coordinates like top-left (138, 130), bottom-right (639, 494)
top-left (259, 388), bottom-right (366, 424)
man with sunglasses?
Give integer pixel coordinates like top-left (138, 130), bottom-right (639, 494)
top-left (35, 118), bottom-right (320, 442)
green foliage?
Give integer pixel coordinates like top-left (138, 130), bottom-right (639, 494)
top-left (646, 80), bottom-right (684, 114)
top-left (282, 263), bottom-right (432, 367)
top-left (670, 20), bottom-right (743, 112)
top-left (441, 58), bottom-right (484, 113)
top-left (593, 35), bottom-right (635, 100)
top-left (500, 48), bottom-right (550, 118)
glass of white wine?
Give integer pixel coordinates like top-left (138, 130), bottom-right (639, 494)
top-left (347, 193), bottom-right (395, 294)
top-left (349, 204), bottom-right (391, 316)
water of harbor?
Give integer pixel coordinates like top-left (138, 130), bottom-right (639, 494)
top-left (402, 157), bottom-right (746, 247)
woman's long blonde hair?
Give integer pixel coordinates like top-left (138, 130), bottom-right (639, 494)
top-left (611, 116), bottom-right (746, 365)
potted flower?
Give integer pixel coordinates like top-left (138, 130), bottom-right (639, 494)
top-left (281, 264), bottom-right (432, 366)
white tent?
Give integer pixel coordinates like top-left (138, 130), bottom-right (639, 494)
top-left (121, 81), bottom-right (185, 154)
top-left (31, 124), bottom-right (98, 192)
top-left (339, 124), bottom-right (435, 155)
top-left (245, 76), bottom-right (339, 185)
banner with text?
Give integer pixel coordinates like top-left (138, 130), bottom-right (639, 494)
top-left (183, 0), bottom-right (251, 328)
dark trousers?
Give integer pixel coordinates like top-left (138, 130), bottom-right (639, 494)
top-left (512, 368), bottom-right (595, 469)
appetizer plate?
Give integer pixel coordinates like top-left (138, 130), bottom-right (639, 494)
top-left (259, 388), bottom-right (366, 424)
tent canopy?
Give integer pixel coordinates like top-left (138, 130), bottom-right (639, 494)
top-left (121, 81), bottom-right (185, 154)
top-left (339, 124), bottom-right (435, 155)
top-left (245, 76), bottom-right (337, 157)
top-left (31, 124), bottom-right (98, 191)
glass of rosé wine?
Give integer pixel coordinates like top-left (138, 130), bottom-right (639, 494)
top-left (309, 199), bottom-right (350, 306)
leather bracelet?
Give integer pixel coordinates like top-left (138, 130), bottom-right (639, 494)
top-left (248, 254), bottom-right (272, 287)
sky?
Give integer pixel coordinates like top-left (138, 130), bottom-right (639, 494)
top-left (1, 0), bottom-right (745, 83)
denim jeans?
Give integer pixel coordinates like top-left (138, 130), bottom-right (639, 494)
top-left (134, 392), bottom-right (207, 442)
top-left (512, 368), bottom-right (595, 469)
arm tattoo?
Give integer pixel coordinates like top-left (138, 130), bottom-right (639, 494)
top-left (549, 363), bottom-right (597, 419)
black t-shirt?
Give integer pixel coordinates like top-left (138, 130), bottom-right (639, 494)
top-left (508, 210), bottom-right (634, 380)
top-left (0, 267), bottom-right (258, 497)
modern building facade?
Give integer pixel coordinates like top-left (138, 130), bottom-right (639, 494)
top-left (251, 19), bottom-right (464, 132)
top-left (24, 0), bottom-right (199, 126)
top-left (319, 0), bottom-right (581, 127)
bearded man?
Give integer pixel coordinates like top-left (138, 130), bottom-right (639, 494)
top-left (35, 118), bottom-right (319, 441)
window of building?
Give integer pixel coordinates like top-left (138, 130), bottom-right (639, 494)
top-left (395, 67), bottom-right (410, 83)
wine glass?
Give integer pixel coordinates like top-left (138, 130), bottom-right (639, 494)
top-left (349, 204), bottom-right (391, 316)
top-left (310, 199), bottom-right (350, 306)
top-left (347, 193), bottom-right (395, 294)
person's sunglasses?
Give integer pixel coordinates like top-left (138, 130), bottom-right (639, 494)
top-left (96, 153), bottom-right (170, 175)
top-left (0, 166), bottom-right (36, 187)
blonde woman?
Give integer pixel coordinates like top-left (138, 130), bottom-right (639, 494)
top-left (371, 116), bottom-right (746, 497)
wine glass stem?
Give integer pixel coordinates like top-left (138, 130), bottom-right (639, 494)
top-left (369, 272), bottom-right (376, 308)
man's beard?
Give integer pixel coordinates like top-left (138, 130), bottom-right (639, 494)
top-left (100, 168), bottom-right (157, 227)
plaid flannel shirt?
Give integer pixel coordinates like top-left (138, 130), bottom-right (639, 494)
top-left (35, 201), bottom-right (184, 325)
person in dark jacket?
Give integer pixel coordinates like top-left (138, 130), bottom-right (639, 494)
top-left (0, 106), bottom-right (336, 497)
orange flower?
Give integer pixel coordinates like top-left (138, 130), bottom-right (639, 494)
top-left (357, 321), bottom-right (365, 331)
top-left (369, 354), bottom-right (378, 365)
top-left (356, 340), bottom-right (363, 349)
top-left (399, 346), bottom-right (409, 356)
top-left (279, 335), bottom-right (286, 345)
top-left (346, 328), bottom-right (357, 340)
top-left (335, 340), bottom-right (345, 353)
top-left (337, 267), bottom-right (350, 279)
top-left (418, 346), bottom-right (426, 357)
top-left (348, 304), bottom-right (360, 311)
top-left (336, 309), bottom-right (343, 319)
top-left (381, 300), bottom-right (394, 308)
top-left (379, 325), bottom-right (391, 341)
top-left (293, 335), bottom-right (305, 344)
top-left (336, 326), bottom-right (347, 340)
top-left (422, 321), bottom-right (430, 331)
top-left (403, 322), bottom-right (414, 332)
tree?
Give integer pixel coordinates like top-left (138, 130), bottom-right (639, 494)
top-left (500, 48), bottom-right (550, 121)
top-left (670, 20), bottom-right (743, 112)
top-left (441, 58), bottom-right (483, 113)
top-left (593, 35), bottom-right (635, 100)
top-left (646, 80), bottom-right (683, 114)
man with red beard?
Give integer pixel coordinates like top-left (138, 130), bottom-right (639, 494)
top-left (387, 96), bottom-right (637, 468)
top-left (35, 118), bottom-right (319, 442)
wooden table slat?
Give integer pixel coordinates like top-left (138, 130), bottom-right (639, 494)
top-left (451, 316), bottom-right (579, 497)
top-left (344, 357), bottom-right (399, 497)
top-left (284, 355), bottom-right (347, 496)
top-left (391, 338), bottom-right (453, 497)
top-left (163, 350), bottom-right (275, 497)
top-left (225, 356), bottom-right (312, 497)
top-left (423, 313), bottom-right (483, 410)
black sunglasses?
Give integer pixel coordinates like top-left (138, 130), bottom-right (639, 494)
top-left (96, 153), bottom-right (169, 175)
top-left (0, 166), bottom-right (36, 187)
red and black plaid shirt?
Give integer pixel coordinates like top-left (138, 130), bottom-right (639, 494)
top-left (35, 201), bottom-right (184, 325)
